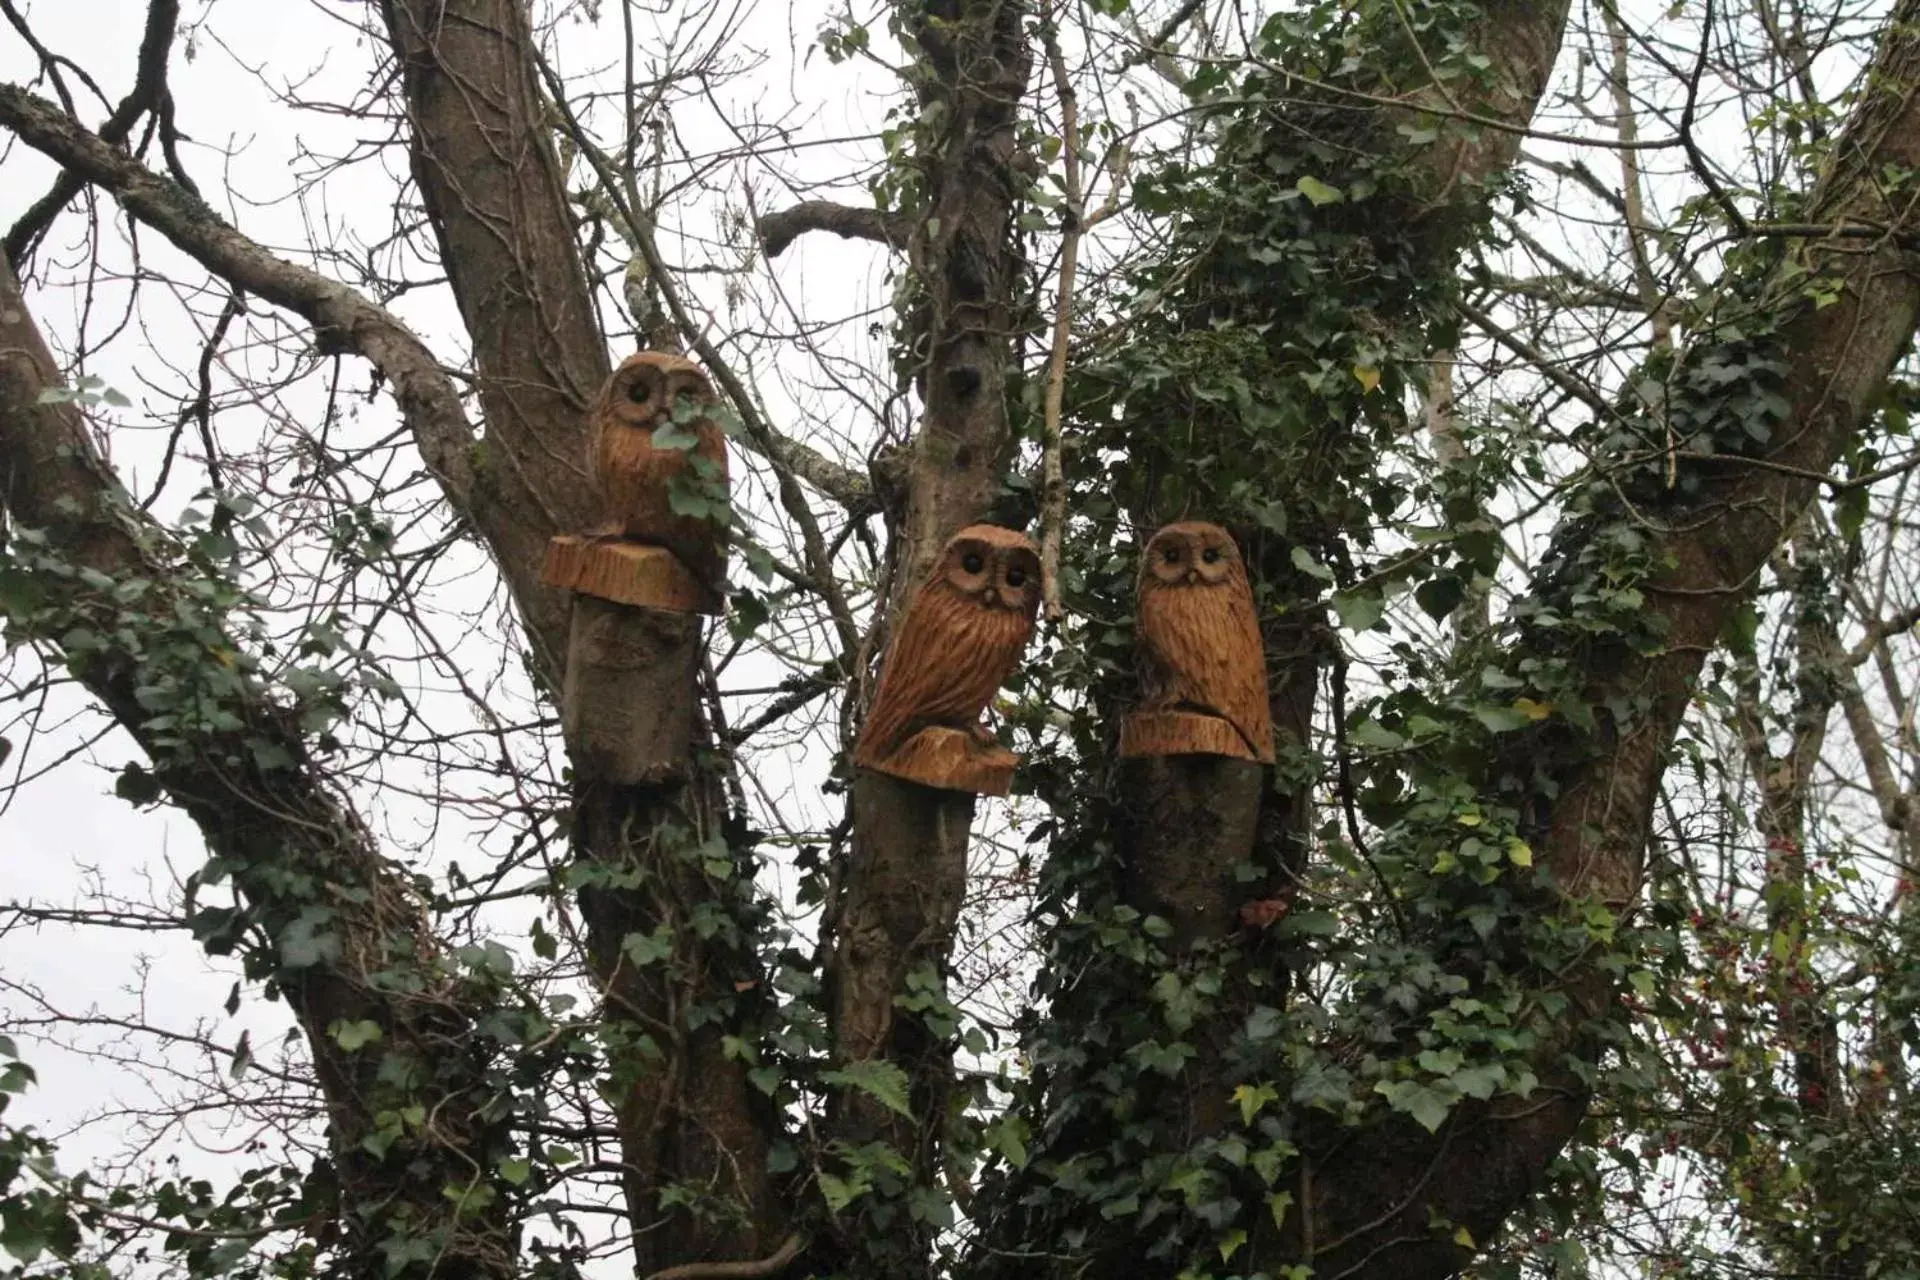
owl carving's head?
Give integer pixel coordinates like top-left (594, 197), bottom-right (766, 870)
top-left (1143, 522), bottom-right (1244, 587)
top-left (599, 351), bottom-right (715, 429)
top-left (938, 525), bottom-right (1042, 615)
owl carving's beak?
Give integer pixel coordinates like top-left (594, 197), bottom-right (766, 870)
top-left (984, 587), bottom-right (1003, 607)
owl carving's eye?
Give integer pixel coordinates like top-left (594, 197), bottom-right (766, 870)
top-left (1163, 546), bottom-right (1181, 564)
top-left (1005, 565), bottom-right (1027, 588)
top-left (962, 552), bottom-right (985, 574)
top-left (626, 378), bottom-right (652, 405)
top-left (1203, 547), bottom-right (1221, 565)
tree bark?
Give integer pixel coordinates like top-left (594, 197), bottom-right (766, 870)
top-left (368, 9), bottom-right (791, 1271)
top-left (890, 0), bottom-right (1035, 597)
top-left (376, 0), bottom-right (612, 682)
top-left (805, 4), bottom-right (1035, 1272)
top-left (758, 201), bottom-right (912, 259)
top-left (0, 258), bottom-right (519, 1280)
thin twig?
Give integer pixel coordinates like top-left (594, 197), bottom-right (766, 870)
top-left (1330, 647), bottom-right (1408, 935)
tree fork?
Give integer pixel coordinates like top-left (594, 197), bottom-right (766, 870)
top-left (373, 4), bottom-right (793, 1267)
top-left (376, 0), bottom-right (612, 679)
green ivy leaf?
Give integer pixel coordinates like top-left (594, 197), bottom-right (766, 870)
top-left (622, 926), bottom-right (676, 968)
top-left (1333, 588), bottom-right (1385, 631)
top-left (821, 1059), bottom-right (914, 1119)
top-left (1350, 719), bottom-right (1405, 749)
top-left (113, 762), bottom-right (161, 806)
top-left (1451, 1063), bottom-right (1504, 1100)
top-left (1290, 545), bottom-right (1334, 581)
top-left (332, 1020), bottom-right (383, 1052)
top-left (1296, 175), bottom-right (1344, 206)
top-left (986, 1116), bottom-right (1030, 1169)
top-left (1472, 704), bottom-right (1530, 733)
top-left (817, 1171), bottom-right (863, 1212)
top-left (279, 912), bottom-right (341, 969)
top-left (1375, 1079), bottom-right (1458, 1133)
top-left (1415, 575), bottom-right (1466, 620)
top-left (652, 422), bottom-right (702, 451)
top-left (1233, 1082), bottom-right (1279, 1126)
top-left (1722, 599), bottom-right (1761, 656)
top-left (228, 1030), bottom-right (253, 1079)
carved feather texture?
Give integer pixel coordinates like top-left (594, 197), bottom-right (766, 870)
top-left (854, 525), bottom-right (1041, 768)
top-left (1136, 521), bottom-right (1274, 761)
top-left (589, 351), bottom-right (730, 590)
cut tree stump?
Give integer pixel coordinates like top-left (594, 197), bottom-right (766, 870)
top-left (1119, 709), bottom-right (1260, 761)
top-left (542, 534), bottom-right (722, 615)
top-left (860, 725), bottom-right (1019, 796)
top-left (561, 593), bottom-right (701, 786)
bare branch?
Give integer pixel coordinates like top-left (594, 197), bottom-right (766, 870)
top-left (1458, 297), bottom-right (1617, 419)
top-left (4, 0), bottom-right (181, 265)
top-left (1038, 12), bottom-right (1083, 623)
top-left (0, 82), bottom-right (482, 557)
top-left (757, 200), bottom-right (910, 259)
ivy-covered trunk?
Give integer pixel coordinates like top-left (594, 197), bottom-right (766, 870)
top-left (1, 257), bottom-right (525, 1280)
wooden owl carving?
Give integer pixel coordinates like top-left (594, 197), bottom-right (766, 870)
top-left (589, 351), bottom-right (729, 590)
top-left (853, 525), bottom-right (1042, 773)
top-left (1133, 522), bottom-right (1275, 762)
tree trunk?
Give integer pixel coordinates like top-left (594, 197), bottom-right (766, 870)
top-left (0, 259), bottom-right (519, 1280)
top-left (815, 2), bottom-right (1033, 1272)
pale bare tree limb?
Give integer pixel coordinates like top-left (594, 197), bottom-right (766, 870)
top-left (1038, 12), bottom-right (1083, 623)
